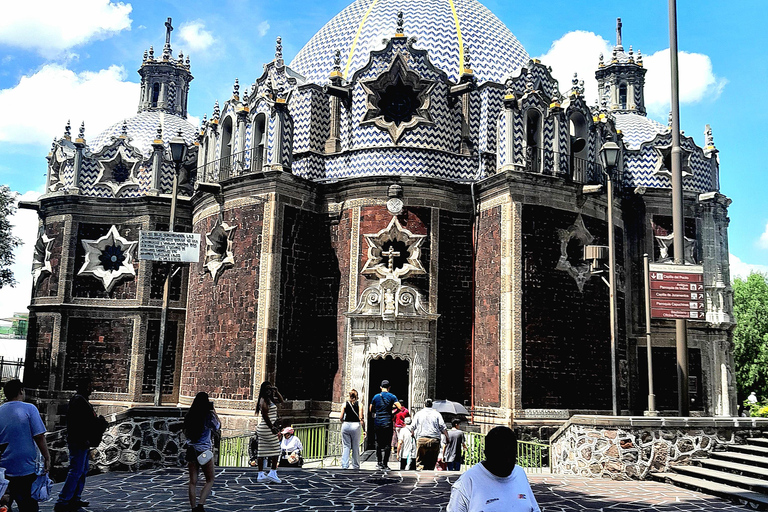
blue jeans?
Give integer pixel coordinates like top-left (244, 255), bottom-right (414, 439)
top-left (447, 459), bottom-right (462, 471)
top-left (56, 447), bottom-right (89, 506)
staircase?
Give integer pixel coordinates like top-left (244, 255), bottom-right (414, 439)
top-left (652, 436), bottom-right (768, 510)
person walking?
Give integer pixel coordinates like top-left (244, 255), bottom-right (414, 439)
top-left (255, 381), bottom-right (284, 483)
top-left (339, 389), bottom-right (365, 469)
top-left (54, 376), bottom-right (107, 512)
top-left (447, 426), bottom-right (540, 512)
top-left (443, 419), bottom-right (467, 471)
top-left (184, 392), bottom-right (220, 512)
top-left (369, 380), bottom-right (402, 470)
top-left (0, 379), bottom-right (50, 512)
top-left (409, 398), bottom-right (447, 470)
top-left (396, 416), bottom-right (416, 470)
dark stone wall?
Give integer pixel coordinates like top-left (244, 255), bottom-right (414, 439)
top-left (25, 315), bottom-right (54, 389)
top-left (473, 206), bottom-right (501, 407)
top-left (64, 317), bottom-right (133, 393)
top-left (275, 205), bottom-right (340, 401)
top-left (330, 209), bottom-right (352, 401)
top-left (436, 210), bottom-right (473, 403)
top-left (72, 223), bottom-right (139, 299)
top-left (34, 220), bottom-right (65, 298)
top-left (522, 205), bottom-right (622, 410)
top-left (637, 347), bottom-right (704, 411)
top-left (182, 203), bottom-right (264, 400)
top-left (142, 320), bottom-right (179, 395)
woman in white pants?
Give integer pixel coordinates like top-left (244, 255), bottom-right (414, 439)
top-left (339, 389), bottom-right (365, 469)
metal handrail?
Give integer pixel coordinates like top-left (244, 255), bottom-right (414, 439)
top-left (462, 431), bottom-right (549, 472)
top-left (523, 146), bottom-right (602, 183)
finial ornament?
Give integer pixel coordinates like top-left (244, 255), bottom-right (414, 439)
top-left (628, 46), bottom-right (634, 62)
top-left (667, 111), bottom-right (673, 128)
top-left (525, 69), bottom-right (533, 91)
top-left (120, 120), bottom-right (128, 137)
top-left (156, 124), bottom-right (163, 140)
top-left (165, 17), bottom-right (173, 46)
top-left (333, 49), bottom-right (341, 73)
top-left (637, 51), bottom-right (643, 65)
top-left (705, 124), bottom-right (714, 147)
top-left (143, 50), bottom-right (148, 62)
top-left (233, 78), bottom-right (240, 98)
top-left (275, 36), bottom-right (283, 61)
top-left (599, 53), bottom-right (604, 66)
top-left (178, 51), bottom-right (184, 64)
top-left (572, 72), bottom-right (578, 88)
top-left (78, 122), bottom-right (85, 139)
top-left (64, 120), bottom-right (71, 139)
top-left (149, 46), bottom-right (154, 59)
top-left (397, 11), bottom-right (404, 34)
top-left (616, 17), bottom-right (622, 47)
top-left (504, 78), bottom-right (514, 98)
top-left (213, 100), bottom-right (220, 121)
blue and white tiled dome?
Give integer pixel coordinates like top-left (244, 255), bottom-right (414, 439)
top-left (614, 113), bottom-right (667, 150)
top-left (290, 0), bottom-right (529, 85)
top-left (89, 111), bottom-right (197, 159)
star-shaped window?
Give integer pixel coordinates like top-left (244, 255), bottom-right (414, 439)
top-left (362, 216), bottom-right (426, 280)
top-left (95, 144), bottom-right (140, 195)
top-left (360, 54), bottom-right (435, 144)
top-left (78, 225), bottom-right (137, 292)
top-left (653, 143), bottom-right (692, 180)
top-left (99, 244), bottom-right (126, 271)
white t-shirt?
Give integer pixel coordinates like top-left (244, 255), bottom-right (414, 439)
top-left (447, 463), bottom-right (540, 512)
top-left (398, 426), bottom-right (416, 458)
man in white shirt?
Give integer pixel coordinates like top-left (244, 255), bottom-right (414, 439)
top-left (409, 398), bottom-right (447, 470)
top-left (447, 426), bottom-right (541, 512)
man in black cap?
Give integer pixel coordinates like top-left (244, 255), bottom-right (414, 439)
top-left (369, 380), bottom-right (402, 470)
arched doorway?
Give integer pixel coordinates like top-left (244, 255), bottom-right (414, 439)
top-left (366, 355), bottom-right (409, 449)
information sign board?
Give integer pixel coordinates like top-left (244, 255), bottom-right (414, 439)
top-left (139, 231), bottom-right (201, 263)
top-left (648, 263), bottom-right (706, 321)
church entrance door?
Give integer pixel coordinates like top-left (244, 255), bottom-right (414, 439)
top-left (367, 355), bottom-right (409, 450)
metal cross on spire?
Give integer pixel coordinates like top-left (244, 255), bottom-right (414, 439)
top-left (616, 17), bottom-right (623, 47)
top-left (165, 17), bottom-right (173, 46)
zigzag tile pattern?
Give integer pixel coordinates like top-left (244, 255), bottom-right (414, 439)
top-left (289, 0), bottom-right (528, 85)
top-left (623, 134), bottom-right (714, 193)
top-left (496, 111), bottom-right (508, 168)
top-left (89, 111), bottom-right (196, 159)
top-left (322, 147), bottom-right (476, 180)
top-left (614, 113), bottom-right (666, 150)
top-left (293, 153), bottom-right (326, 181)
top-left (478, 87), bottom-right (503, 155)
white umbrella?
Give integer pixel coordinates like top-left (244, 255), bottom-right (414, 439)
top-left (431, 399), bottom-right (469, 415)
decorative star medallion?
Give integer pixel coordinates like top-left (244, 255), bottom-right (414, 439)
top-left (555, 215), bottom-right (594, 292)
top-left (204, 221), bottom-right (237, 284)
top-left (655, 233), bottom-right (696, 264)
top-left (653, 143), bottom-right (692, 180)
top-left (95, 144), bottom-right (141, 195)
top-left (362, 216), bottom-right (426, 280)
top-left (360, 53), bottom-right (435, 144)
top-left (31, 229), bottom-right (54, 287)
top-left (79, 225), bottom-right (137, 292)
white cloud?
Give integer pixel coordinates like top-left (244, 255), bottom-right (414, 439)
top-left (643, 49), bottom-right (727, 117)
top-left (177, 20), bottom-right (216, 54)
top-left (536, 31), bottom-right (612, 105)
top-left (257, 21), bottom-right (270, 38)
top-left (758, 221), bottom-right (768, 249)
top-left (730, 254), bottom-right (768, 281)
top-left (0, 64), bottom-right (138, 147)
top-left (536, 32), bottom-right (726, 118)
top-left (0, 190), bottom-right (43, 322)
top-left (0, 0), bottom-right (132, 57)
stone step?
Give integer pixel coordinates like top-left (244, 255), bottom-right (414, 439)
top-left (652, 472), bottom-right (768, 510)
top-left (730, 444), bottom-right (768, 457)
top-left (697, 458), bottom-right (768, 480)
top-left (749, 438), bottom-right (768, 448)
top-left (672, 464), bottom-right (768, 493)
top-left (711, 451), bottom-right (768, 469)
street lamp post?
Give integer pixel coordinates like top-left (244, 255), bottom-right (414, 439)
top-left (154, 131), bottom-right (187, 407)
top-left (599, 140), bottom-right (620, 416)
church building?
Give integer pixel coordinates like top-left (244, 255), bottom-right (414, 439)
top-left (23, 0), bottom-right (735, 432)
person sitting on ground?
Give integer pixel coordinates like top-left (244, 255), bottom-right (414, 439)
top-left (447, 426), bottom-right (540, 512)
top-left (278, 427), bottom-right (303, 468)
top-left (184, 392), bottom-right (221, 512)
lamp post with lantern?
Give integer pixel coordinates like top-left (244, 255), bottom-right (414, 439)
top-left (154, 131), bottom-right (188, 406)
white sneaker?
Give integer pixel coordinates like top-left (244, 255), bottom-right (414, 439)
top-left (257, 471), bottom-right (267, 482)
top-left (266, 470), bottom-right (281, 483)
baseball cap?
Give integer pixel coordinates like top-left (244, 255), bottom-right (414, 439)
top-left (381, 380), bottom-right (390, 388)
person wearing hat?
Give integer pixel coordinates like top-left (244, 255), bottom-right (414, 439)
top-left (369, 380), bottom-right (403, 471)
top-left (278, 427), bottom-right (303, 468)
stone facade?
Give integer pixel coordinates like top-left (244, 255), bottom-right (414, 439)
top-left (550, 415), bottom-right (768, 480)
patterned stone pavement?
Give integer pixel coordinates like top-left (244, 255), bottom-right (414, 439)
top-left (37, 467), bottom-right (752, 512)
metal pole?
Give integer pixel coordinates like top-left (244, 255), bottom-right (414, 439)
top-left (669, 0), bottom-right (689, 416)
top-left (606, 170), bottom-right (619, 416)
top-left (154, 163), bottom-right (179, 406)
top-left (643, 254), bottom-right (656, 414)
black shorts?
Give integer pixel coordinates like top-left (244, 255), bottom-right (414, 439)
top-left (186, 446), bottom-right (202, 464)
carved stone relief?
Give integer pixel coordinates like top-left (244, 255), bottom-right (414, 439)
top-left (555, 214), bottom-right (594, 291)
top-left (78, 225), bottom-right (137, 292)
top-left (31, 228), bottom-right (54, 287)
top-left (95, 143), bottom-right (142, 195)
top-left (203, 220), bottom-right (236, 284)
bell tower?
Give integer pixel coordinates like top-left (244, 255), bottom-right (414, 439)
top-left (595, 18), bottom-right (647, 114)
top-left (137, 17), bottom-right (194, 117)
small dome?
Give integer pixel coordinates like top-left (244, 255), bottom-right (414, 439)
top-left (89, 111), bottom-right (197, 158)
top-left (614, 113), bottom-right (666, 150)
top-left (290, 0), bottom-right (529, 84)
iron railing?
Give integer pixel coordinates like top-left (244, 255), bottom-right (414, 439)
top-left (523, 146), bottom-right (602, 184)
top-left (463, 431), bottom-right (550, 473)
top-left (0, 357), bottom-right (24, 382)
top-left (198, 147), bottom-right (266, 183)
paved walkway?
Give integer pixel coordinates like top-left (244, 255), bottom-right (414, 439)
top-left (38, 466), bottom-right (750, 512)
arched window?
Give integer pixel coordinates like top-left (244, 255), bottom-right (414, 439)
top-left (569, 112), bottom-right (589, 182)
top-left (525, 109), bottom-right (542, 173)
top-left (618, 83), bottom-right (627, 110)
top-left (220, 117), bottom-right (233, 179)
top-left (151, 83), bottom-right (160, 108)
top-left (252, 113), bottom-right (266, 171)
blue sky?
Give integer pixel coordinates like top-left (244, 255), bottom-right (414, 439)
top-left (0, 0), bottom-right (766, 316)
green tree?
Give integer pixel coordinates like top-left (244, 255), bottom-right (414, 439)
top-left (0, 185), bottom-right (21, 288)
top-left (733, 272), bottom-right (768, 403)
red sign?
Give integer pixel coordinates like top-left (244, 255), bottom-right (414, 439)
top-left (649, 264), bottom-right (706, 321)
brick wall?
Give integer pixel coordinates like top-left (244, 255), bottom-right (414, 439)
top-left (34, 220), bottom-right (64, 298)
top-left (473, 206), bottom-right (501, 407)
top-left (275, 205), bottom-right (340, 401)
top-left (72, 223), bottom-right (139, 299)
top-left (25, 314), bottom-right (54, 389)
top-left (330, 209), bottom-right (352, 401)
top-left (142, 320), bottom-right (179, 394)
top-left (522, 205), bottom-right (617, 410)
top-left (436, 210), bottom-right (473, 402)
top-left (182, 204), bottom-right (263, 400)
top-left (64, 317), bottom-right (133, 393)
